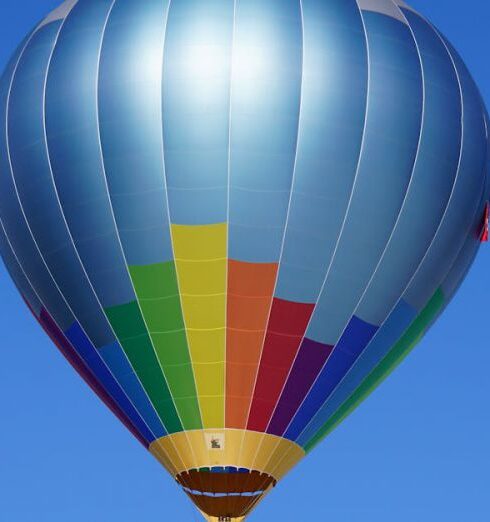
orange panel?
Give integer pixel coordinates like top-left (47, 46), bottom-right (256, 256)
top-left (226, 261), bottom-right (278, 429)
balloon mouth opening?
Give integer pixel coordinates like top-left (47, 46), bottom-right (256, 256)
top-left (176, 468), bottom-right (276, 519)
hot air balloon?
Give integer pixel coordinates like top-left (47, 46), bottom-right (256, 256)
top-left (0, 0), bottom-right (488, 519)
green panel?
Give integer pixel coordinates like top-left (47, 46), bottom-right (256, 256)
top-left (105, 300), bottom-right (183, 433)
top-left (304, 289), bottom-right (445, 453)
top-left (152, 330), bottom-right (189, 366)
top-left (129, 262), bottom-right (202, 429)
top-left (139, 295), bottom-right (185, 331)
top-left (129, 262), bottom-right (179, 298)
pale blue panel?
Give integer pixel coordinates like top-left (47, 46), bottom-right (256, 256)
top-left (45, 0), bottom-right (135, 308)
top-left (305, 11), bottom-right (422, 343)
top-left (228, 0), bottom-right (302, 262)
top-left (98, 0), bottom-right (173, 265)
top-left (355, 9), bottom-right (462, 326)
top-left (274, 0), bottom-right (368, 302)
top-left (162, 0), bottom-right (234, 225)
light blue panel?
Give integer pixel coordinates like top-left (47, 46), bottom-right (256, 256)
top-left (404, 41), bottom-right (488, 310)
top-left (45, 0), bottom-right (135, 308)
top-left (98, 0), bottom-right (173, 265)
top-left (0, 28), bottom-right (72, 332)
top-left (162, 0), bottom-right (234, 226)
top-left (274, 0), bottom-right (368, 302)
top-left (355, 9), bottom-right (462, 326)
top-left (8, 22), bottom-right (114, 348)
top-left (305, 11), bottom-right (422, 343)
top-left (294, 299), bottom-right (417, 446)
top-left (228, 0), bottom-right (302, 262)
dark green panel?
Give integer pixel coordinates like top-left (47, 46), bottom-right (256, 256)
top-left (304, 289), bottom-right (445, 453)
top-left (105, 300), bottom-right (183, 433)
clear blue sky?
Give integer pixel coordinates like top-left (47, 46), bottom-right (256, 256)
top-left (0, 1), bottom-right (489, 521)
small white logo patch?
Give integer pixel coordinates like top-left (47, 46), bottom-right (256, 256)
top-left (205, 433), bottom-right (225, 451)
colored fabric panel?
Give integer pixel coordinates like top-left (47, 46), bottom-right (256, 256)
top-left (296, 299), bottom-right (416, 447)
top-left (39, 309), bottom-right (151, 447)
top-left (105, 300), bottom-right (182, 433)
top-left (247, 299), bottom-right (315, 432)
top-left (267, 338), bottom-right (333, 436)
top-left (130, 263), bottom-right (201, 430)
top-left (172, 224), bottom-right (227, 428)
top-left (285, 316), bottom-right (378, 440)
top-left (302, 289), bottom-right (445, 452)
top-left (225, 259), bottom-right (276, 428)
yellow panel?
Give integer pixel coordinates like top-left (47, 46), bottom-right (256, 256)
top-left (181, 294), bottom-right (226, 329)
top-left (178, 259), bottom-right (227, 294)
top-left (170, 224), bottom-right (227, 429)
top-left (198, 397), bottom-right (224, 428)
top-left (187, 330), bottom-right (225, 363)
top-left (171, 223), bottom-right (227, 259)
top-left (194, 365), bottom-right (224, 396)
top-left (149, 429), bottom-right (305, 480)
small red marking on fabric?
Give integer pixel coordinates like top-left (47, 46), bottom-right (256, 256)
top-left (480, 202), bottom-right (489, 242)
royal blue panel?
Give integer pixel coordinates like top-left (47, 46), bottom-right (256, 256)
top-left (355, 9), bottom-right (462, 327)
top-left (99, 342), bottom-right (166, 437)
top-left (296, 299), bottom-right (416, 446)
top-left (273, 0), bottom-right (368, 303)
top-left (98, 0), bottom-right (174, 265)
top-left (305, 11), bottom-right (422, 344)
top-left (65, 323), bottom-right (158, 442)
top-left (162, 0), bottom-right (234, 225)
top-left (45, 0), bottom-right (135, 308)
top-left (228, 0), bottom-right (302, 262)
top-left (285, 315), bottom-right (378, 440)
top-left (404, 40), bottom-right (488, 310)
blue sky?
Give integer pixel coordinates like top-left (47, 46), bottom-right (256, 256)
top-left (0, 1), bottom-right (489, 521)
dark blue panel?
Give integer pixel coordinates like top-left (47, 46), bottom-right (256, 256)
top-left (285, 316), bottom-right (378, 440)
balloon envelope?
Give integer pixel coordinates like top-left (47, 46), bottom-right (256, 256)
top-left (0, 0), bottom-right (488, 519)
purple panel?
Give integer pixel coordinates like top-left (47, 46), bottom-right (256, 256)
top-left (267, 338), bottom-right (333, 436)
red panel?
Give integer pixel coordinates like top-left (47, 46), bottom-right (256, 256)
top-left (246, 298), bottom-right (314, 432)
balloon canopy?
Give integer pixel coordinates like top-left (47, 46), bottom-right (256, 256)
top-left (1, 0), bottom-right (488, 519)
